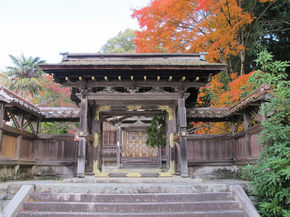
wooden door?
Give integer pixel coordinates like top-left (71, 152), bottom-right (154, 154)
top-left (124, 131), bottom-right (157, 157)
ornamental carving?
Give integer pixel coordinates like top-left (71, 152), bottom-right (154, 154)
top-left (158, 161), bottom-right (175, 177)
top-left (99, 86), bottom-right (115, 93)
top-left (150, 87), bottom-right (167, 93)
top-left (170, 133), bottom-right (174, 148)
top-left (127, 105), bottom-right (142, 110)
top-left (126, 173), bottom-right (142, 178)
top-left (95, 105), bottom-right (111, 121)
top-left (157, 105), bottom-right (173, 121)
top-left (94, 133), bottom-right (98, 148)
top-left (93, 160), bottom-right (109, 177)
top-left (126, 87), bottom-right (140, 93)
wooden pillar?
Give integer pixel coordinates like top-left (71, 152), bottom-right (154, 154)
top-left (164, 103), bottom-right (177, 170)
top-left (116, 124), bottom-right (121, 168)
top-left (92, 110), bottom-right (103, 172)
top-left (0, 102), bottom-right (5, 152)
top-left (230, 117), bottom-right (236, 161)
top-left (32, 121), bottom-right (39, 134)
top-left (158, 146), bottom-right (162, 168)
top-left (178, 94), bottom-right (188, 178)
top-left (77, 94), bottom-right (88, 178)
top-left (165, 112), bottom-right (171, 170)
top-left (15, 112), bottom-right (24, 160)
top-left (243, 110), bottom-right (252, 158)
top-left (92, 105), bottom-right (103, 172)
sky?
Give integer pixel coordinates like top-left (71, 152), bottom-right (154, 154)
top-left (0, 0), bottom-right (151, 70)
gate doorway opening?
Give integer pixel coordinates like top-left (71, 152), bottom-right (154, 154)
top-left (100, 116), bottom-right (166, 173)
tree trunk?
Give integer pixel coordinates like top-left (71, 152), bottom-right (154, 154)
top-left (240, 49), bottom-right (246, 75)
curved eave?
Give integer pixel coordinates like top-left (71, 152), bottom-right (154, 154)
top-left (39, 63), bottom-right (226, 74)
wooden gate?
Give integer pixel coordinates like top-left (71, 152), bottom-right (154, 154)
top-left (124, 131), bottom-right (157, 158)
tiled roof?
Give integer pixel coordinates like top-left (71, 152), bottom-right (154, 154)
top-left (39, 52), bottom-right (225, 67)
top-left (39, 107), bottom-right (80, 119)
top-left (0, 86), bottom-right (42, 116)
top-left (187, 83), bottom-right (272, 120)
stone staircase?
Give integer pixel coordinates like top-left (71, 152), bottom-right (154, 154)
top-left (121, 157), bottom-right (159, 168)
top-left (4, 178), bottom-right (259, 217)
top-left (16, 191), bottom-right (245, 216)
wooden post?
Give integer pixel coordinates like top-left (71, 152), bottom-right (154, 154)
top-left (230, 118), bottom-right (236, 161)
top-left (0, 102), bottom-right (5, 152)
top-left (32, 121), bottom-right (39, 134)
top-left (178, 94), bottom-right (188, 178)
top-left (260, 102), bottom-right (266, 123)
top-left (158, 146), bottom-right (161, 168)
top-left (116, 124), bottom-right (121, 168)
top-left (243, 110), bottom-right (252, 158)
top-left (15, 112), bottom-right (24, 160)
top-left (92, 107), bottom-right (103, 172)
top-left (165, 111), bottom-right (171, 170)
top-left (77, 94), bottom-right (88, 178)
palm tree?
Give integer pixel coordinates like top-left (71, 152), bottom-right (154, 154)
top-left (4, 53), bottom-right (46, 102)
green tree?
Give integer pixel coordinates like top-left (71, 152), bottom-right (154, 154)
top-left (3, 53), bottom-right (46, 102)
top-left (99, 28), bottom-right (137, 53)
top-left (243, 0), bottom-right (290, 74)
top-left (241, 51), bottom-right (290, 217)
top-left (145, 116), bottom-right (166, 148)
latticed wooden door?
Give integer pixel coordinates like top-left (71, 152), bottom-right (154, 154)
top-left (124, 131), bottom-right (157, 157)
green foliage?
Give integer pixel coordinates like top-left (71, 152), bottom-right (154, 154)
top-left (145, 116), bottom-right (166, 148)
top-left (99, 28), bottom-right (137, 53)
top-left (241, 51), bottom-right (290, 216)
top-left (243, 0), bottom-right (290, 74)
top-left (39, 122), bottom-right (69, 134)
top-left (3, 53), bottom-right (46, 101)
top-left (242, 50), bottom-right (290, 97)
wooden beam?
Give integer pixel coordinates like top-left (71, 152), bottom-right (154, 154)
top-left (187, 134), bottom-right (233, 141)
top-left (102, 110), bottom-right (165, 116)
top-left (1, 124), bottom-right (21, 135)
top-left (36, 134), bottom-right (74, 141)
top-left (62, 80), bottom-right (206, 89)
top-left (85, 92), bottom-right (190, 101)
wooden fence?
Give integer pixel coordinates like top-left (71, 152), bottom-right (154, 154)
top-left (0, 124), bottom-right (77, 167)
top-left (187, 124), bottom-right (263, 166)
top-left (0, 121), bottom-right (264, 179)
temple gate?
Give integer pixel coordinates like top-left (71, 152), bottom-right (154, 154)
top-left (39, 53), bottom-right (225, 178)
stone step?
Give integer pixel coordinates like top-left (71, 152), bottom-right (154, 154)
top-left (22, 201), bottom-right (240, 212)
top-left (102, 168), bottom-right (161, 173)
top-left (121, 157), bottom-right (159, 168)
top-left (29, 192), bottom-right (234, 203)
top-left (28, 183), bottom-right (229, 194)
top-left (121, 157), bottom-right (158, 162)
top-left (16, 210), bottom-right (245, 217)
